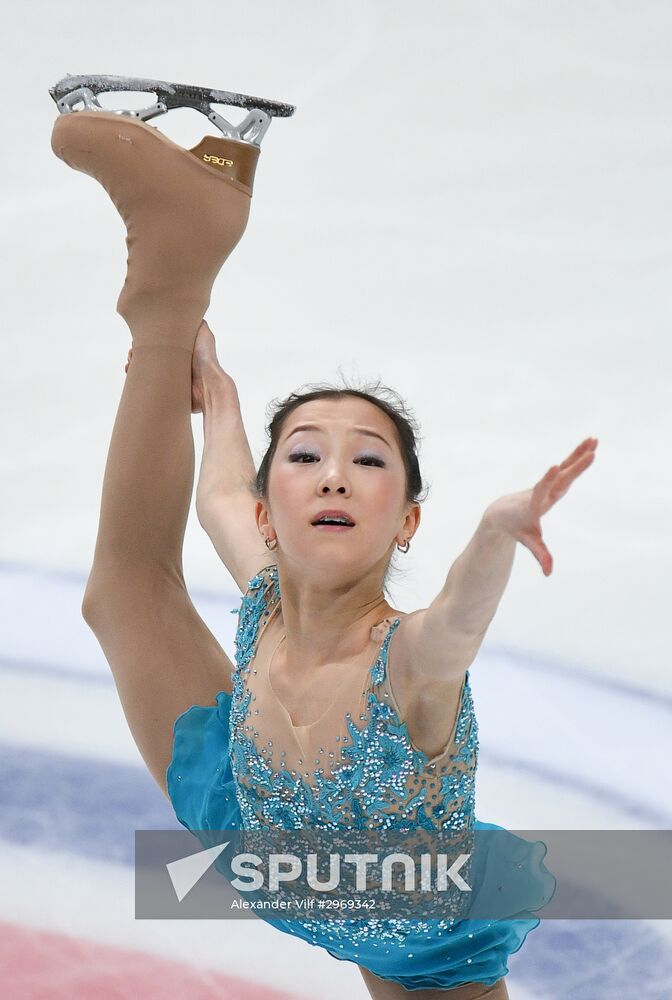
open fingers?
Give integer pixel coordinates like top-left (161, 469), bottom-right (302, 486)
top-left (539, 438), bottom-right (597, 493)
top-left (532, 444), bottom-right (596, 515)
top-left (553, 446), bottom-right (596, 493)
top-left (559, 437), bottom-right (598, 471)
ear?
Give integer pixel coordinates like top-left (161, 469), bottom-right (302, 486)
top-left (255, 499), bottom-right (271, 534)
top-left (403, 503), bottom-right (421, 541)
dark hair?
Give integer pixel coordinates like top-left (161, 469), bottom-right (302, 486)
top-left (246, 373), bottom-right (431, 599)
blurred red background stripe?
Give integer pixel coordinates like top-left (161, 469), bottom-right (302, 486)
top-left (0, 921), bottom-right (303, 1000)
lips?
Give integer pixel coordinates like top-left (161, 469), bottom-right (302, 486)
top-left (310, 509), bottom-right (356, 526)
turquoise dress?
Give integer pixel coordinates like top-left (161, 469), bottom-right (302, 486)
top-left (167, 564), bottom-right (555, 991)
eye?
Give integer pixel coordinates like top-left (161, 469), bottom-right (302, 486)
top-left (288, 450), bottom-right (385, 467)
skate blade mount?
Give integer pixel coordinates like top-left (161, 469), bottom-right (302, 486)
top-left (49, 73), bottom-right (295, 148)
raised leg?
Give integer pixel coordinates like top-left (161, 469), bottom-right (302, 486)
top-left (53, 109), bottom-right (257, 793)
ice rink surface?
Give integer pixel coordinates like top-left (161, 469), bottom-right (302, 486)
top-left (1, 2), bottom-right (671, 997)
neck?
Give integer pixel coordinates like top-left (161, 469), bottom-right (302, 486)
top-left (272, 564), bottom-right (396, 670)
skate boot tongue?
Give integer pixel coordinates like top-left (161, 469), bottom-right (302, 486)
top-left (188, 136), bottom-right (259, 191)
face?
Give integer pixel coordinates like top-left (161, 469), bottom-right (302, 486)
top-left (256, 397), bottom-right (419, 580)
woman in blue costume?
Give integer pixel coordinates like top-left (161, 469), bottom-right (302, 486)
top-left (165, 321), bottom-right (592, 999)
top-left (50, 75), bottom-right (595, 999)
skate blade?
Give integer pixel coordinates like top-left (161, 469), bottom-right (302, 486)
top-left (48, 73), bottom-right (295, 148)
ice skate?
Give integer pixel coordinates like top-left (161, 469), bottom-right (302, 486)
top-left (48, 73), bottom-right (295, 347)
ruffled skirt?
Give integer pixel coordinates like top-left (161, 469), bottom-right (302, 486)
top-left (167, 692), bottom-right (555, 991)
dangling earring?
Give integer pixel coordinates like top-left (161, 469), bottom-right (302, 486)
top-left (396, 538), bottom-right (410, 553)
top-left (265, 535), bottom-right (278, 551)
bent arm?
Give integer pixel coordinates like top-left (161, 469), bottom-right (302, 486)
top-left (195, 375), bottom-right (270, 593)
top-left (195, 374), bottom-right (257, 501)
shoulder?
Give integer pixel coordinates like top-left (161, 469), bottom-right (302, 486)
top-left (234, 562), bottom-right (279, 612)
top-left (233, 563), bottom-right (280, 655)
top-left (383, 610), bottom-right (473, 760)
top-left (244, 561), bottom-right (278, 594)
top-left (388, 608), bottom-right (470, 705)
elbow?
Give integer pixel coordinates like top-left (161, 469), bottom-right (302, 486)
top-left (196, 494), bottom-right (216, 532)
top-left (196, 490), bottom-right (232, 533)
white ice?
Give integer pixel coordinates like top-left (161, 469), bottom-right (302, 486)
top-left (1, 2), bottom-right (671, 998)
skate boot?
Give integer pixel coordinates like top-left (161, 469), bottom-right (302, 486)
top-left (49, 74), bottom-right (295, 348)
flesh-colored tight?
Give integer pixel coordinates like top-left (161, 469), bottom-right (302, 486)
top-left (51, 110), bottom-right (257, 792)
top-left (359, 968), bottom-right (510, 999)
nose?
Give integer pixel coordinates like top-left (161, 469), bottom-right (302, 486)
top-left (318, 464), bottom-right (351, 496)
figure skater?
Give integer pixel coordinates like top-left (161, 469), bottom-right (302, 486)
top-left (50, 76), bottom-right (596, 1000)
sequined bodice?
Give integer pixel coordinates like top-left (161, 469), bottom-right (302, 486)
top-left (229, 564), bottom-right (479, 833)
top-left (230, 565), bottom-right (478, 833)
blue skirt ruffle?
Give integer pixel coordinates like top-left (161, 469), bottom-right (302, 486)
top-left (167, 691), bottom-right (555, 991)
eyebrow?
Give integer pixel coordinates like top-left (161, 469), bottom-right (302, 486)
top-left (283, 423), bottom-right (393, 450)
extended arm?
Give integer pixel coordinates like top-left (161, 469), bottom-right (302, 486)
top-left (437, 514), bottom-right (517, 638)
top-left (398, 437), bottom-right (598, 683)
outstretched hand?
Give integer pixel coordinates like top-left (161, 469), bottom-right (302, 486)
top-left (484, 437), bottom-right (598, 576)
